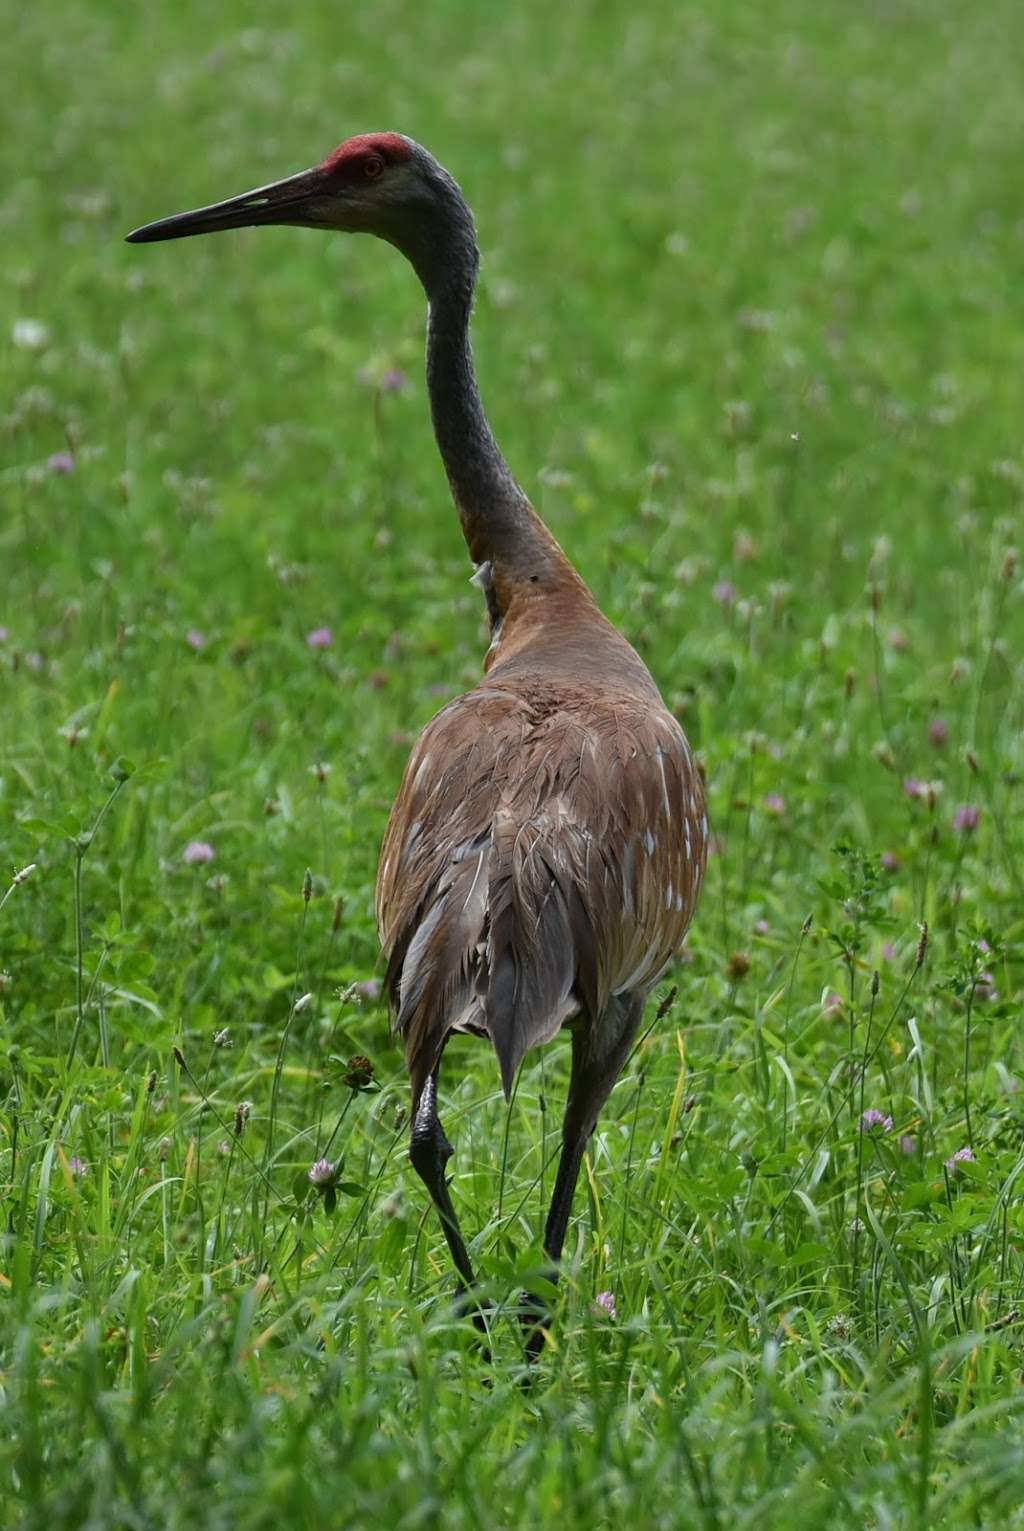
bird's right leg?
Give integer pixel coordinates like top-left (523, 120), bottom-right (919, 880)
top-left (409, 1068), bottom-right (488, 1333)
top-left (521, 993), bottom-right (644, 1359)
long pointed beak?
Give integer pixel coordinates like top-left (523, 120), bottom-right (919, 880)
top-left (125, 166), bottom-right (326, 244)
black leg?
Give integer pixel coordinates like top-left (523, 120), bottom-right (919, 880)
top-left (523, 994), bottom-right (644, 1359)
top-left (410, 1069), bottom-right (489, 1334)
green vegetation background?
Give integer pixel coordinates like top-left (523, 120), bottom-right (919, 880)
top-left (2, 0), bottom-right (1023, 1525)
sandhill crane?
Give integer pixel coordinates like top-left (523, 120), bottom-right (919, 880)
top-left (128, 132), bottom-right (708, 1350)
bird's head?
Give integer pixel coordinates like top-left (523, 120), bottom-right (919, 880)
top-left (126, 132), bottom-right (473, 280)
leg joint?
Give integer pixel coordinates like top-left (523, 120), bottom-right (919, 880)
top-left (409, 1118), bottom-right (453, 1181)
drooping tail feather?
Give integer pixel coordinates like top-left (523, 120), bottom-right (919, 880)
top-left (481, 809), bottom-right (581, 1098)
top-left (393, 833), bottom-right (490, 1106)
top-left (392, 810), bottom-right (594, 1105)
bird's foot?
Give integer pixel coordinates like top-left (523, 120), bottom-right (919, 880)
top-left (517, 1287), bottom-right (553, 1364)
top-left (453, 1283), bottom-right (494, 1360)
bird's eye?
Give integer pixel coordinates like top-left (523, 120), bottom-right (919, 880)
top-left (363, 155), bottom-right (385, 180)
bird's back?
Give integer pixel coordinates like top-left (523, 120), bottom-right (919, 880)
top-left (377, 619), bottom-right (707, 1105)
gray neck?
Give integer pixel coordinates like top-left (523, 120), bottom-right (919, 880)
top-left (407, 213), bottom-right (554, 574)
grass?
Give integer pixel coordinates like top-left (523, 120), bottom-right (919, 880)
top-left (3, 0), bottom-right (1024, 1523)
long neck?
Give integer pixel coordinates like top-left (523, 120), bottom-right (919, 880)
top-left (415, 228), bottom-right (563, 578)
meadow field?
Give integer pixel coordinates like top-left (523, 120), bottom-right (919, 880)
top-left (3, 0), bottom-right (1024, 1524)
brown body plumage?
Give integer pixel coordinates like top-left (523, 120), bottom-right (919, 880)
top-left (378, 575), bottom-right (707, 1107)
top-left (127, 129), bottom-right (707, 1353)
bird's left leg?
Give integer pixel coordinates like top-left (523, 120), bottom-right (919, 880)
top-left (522, 993), bottom-right (644, 1359)
top-left (409, 1068), bottom-right (489, 1335)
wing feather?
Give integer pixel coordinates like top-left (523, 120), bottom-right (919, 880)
top-left (377, 683), bottom-right (707, 1105)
